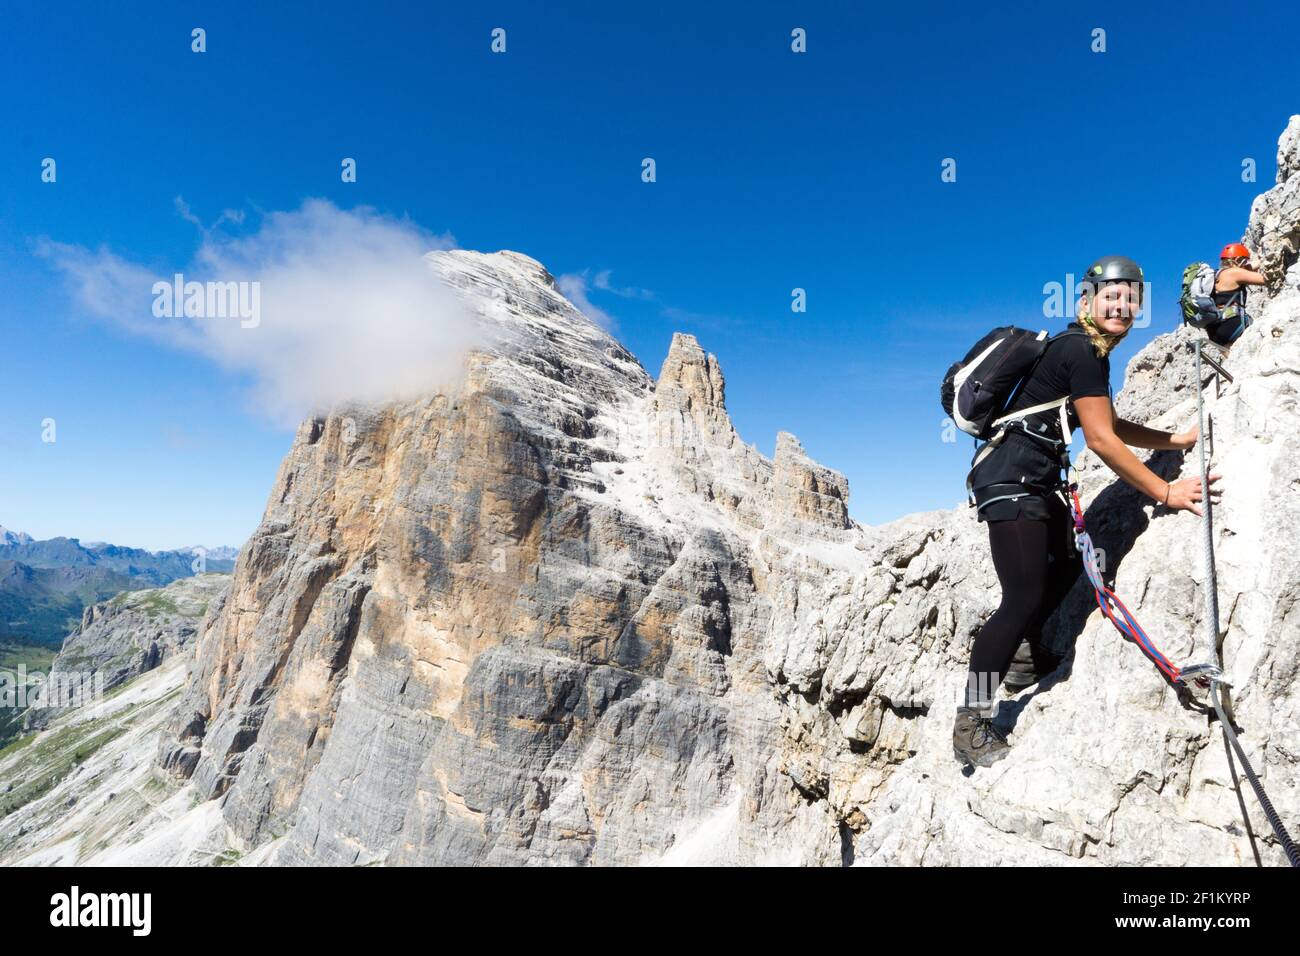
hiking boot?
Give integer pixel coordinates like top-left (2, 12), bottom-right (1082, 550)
top-left (952, 705), bottom-right (1011, 769)
top-left (1001, 642), bottom-right (1064, 692)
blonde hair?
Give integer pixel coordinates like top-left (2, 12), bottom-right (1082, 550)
top-left (1077, 294), bottom-right (1132, 359)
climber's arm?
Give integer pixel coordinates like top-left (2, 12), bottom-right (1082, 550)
top-left (1071, 395), bottom-right (1211, 515)
top-left (1217, 266), bottom-right (1267, 288)
top-left (1112, 416), bottom-right (1189, 450)
top-left (1075, 396), bottom-right (1173, 503)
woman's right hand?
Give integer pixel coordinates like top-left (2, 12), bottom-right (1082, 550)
top-left (1163, 472), bottom-right (1223, 516)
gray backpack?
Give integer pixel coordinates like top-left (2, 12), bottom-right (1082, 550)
top-left (1180, 262), bottom-right (1220, 329)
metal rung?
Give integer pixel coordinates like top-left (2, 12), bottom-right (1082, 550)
top-left (1200, 349), bottom-right (1234, 383)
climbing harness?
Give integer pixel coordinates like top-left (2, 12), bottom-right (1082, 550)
top-left (967, 395), bottom-right (1075, 512)
top-left (1058, 340), bottom-right (1296, 865)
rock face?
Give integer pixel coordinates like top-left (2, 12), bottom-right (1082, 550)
top-left (23, 574), bottom-right (231, 731)
top-left (138, 122), bottom-right (1300, 866)
top-left (1247, 115), bottom-right (1300, 294)
top-left (154, 251), bottom-right (848, 864)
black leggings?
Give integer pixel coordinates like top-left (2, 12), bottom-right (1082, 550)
top-left (965, 496), bottom-right (1082, 708)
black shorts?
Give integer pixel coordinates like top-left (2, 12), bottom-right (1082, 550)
top-left (974, 483), bottom-right (1067, 523)
top-left (1206, 309), bottom-right (1252, 347)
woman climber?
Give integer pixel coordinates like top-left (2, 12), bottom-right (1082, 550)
top-left (1206, 242), bottom-right (1267, 348)
top-left (953, 255), bottom-right (1224, 769)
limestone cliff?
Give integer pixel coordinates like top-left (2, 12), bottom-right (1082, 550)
top-left (146, 245), bottom-right (858, 864)
top-left (23, 574), bottom-right (230, 732)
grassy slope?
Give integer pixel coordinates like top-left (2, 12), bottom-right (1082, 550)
top-left (0, 643), bottom-right (57, 748)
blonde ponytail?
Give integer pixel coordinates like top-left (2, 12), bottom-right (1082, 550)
top-left (1076, 307), bottom-right (1128, 359)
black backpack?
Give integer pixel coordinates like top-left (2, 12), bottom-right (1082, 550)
top-left (940, 326), bottom-right (1083, 440)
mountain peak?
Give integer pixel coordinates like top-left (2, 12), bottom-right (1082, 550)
top-left (0, 524), bottom-right (33, 546)
top-left (653, 331), bottom-right (731, 443)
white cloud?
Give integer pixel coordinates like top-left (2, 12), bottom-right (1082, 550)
top-left (38, 199), bottom-right (483, 425)
top-left (173, 195), bottom-right (245, 233)
top-left (554, 267), bottom-right (658, 329)
top-left (556, 271), bottom-right (615, 328)
top-left (590, 269), bottom-right (654, 300)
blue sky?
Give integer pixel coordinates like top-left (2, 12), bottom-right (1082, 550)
top-left (1, 1), bottom-right (1295, 550)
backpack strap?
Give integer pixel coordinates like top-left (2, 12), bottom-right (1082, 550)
top-left (992, 326), bottom-right (1086, 429)
top-left (991, 395), bottom-right (1069, 428)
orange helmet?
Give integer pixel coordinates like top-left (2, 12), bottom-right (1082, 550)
top-left (1220, 242), bottom-right (1251, 260)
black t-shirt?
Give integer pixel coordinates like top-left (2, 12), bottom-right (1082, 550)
top-left (1005, 322), bottom-right (1112, 435)
top-left (969, 321), bottom-right (1112, 521)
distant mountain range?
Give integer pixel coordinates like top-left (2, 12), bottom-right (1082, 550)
top-left (0, 526), bottom-right (34, 548)
top-left (179, 544), bottom-right (241, 562)
top-left (0, 525), bottom-right (238, 647)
